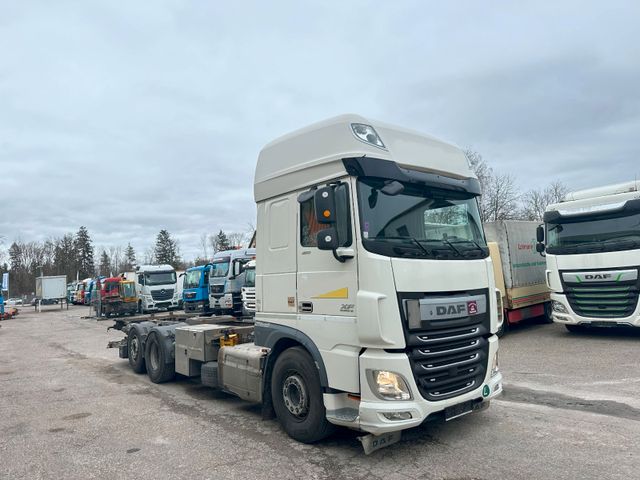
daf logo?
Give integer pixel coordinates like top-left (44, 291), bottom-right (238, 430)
top-left (584, 274), bottom-right (611, 280)
top-left (434, 304), bottom-right (466, 316)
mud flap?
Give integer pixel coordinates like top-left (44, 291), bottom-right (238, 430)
top-left (358, 431), bottom-right (402, 454)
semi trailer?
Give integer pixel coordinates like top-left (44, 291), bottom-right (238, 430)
top-left (111, 114), bottom-right (503, 452)
top-left (537, 181), bottom-right (640, 331)
top-left (485, 220), bottom-right (551, 335)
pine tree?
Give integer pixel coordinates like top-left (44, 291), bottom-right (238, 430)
top-left (123, 243), bottom-right (136, 271)
top-left (154, 230), bottom-right (180, 266)
top-left (212, 230), bottom-right (230, 253)
top-left (75, 226), bottom-right (95, 278)
top-left (99, 250), bottom-right (110, 276)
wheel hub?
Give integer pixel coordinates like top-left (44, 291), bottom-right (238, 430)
top-left (130, 336), bottom-right (139, 359)
top-left (282, 374), bottom-right (308, 418)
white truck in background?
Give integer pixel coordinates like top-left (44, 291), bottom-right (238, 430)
top-left (35, 275), bottom-right (67, 309)
top-left (112, 115), bottom-right (503, 453)
top-left (485, 221), bottom-right (551, 335)
top-left (241, 259), bottom-right (256, 316)
top-left (134, 265), bottom-right (180, 313)
top-left (537, 181), bottom-right (640, 332)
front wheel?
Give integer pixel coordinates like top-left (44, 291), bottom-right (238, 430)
top-left (271, 347), bottom-right (335, 443)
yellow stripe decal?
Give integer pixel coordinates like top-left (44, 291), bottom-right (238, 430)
top-left (313, 287), bottom-right (349, 299)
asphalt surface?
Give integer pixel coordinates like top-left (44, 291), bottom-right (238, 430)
top-left (1, 306), bottom-right (639, 480)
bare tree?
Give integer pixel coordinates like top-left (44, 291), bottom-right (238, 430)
top-left (199, 233), bottom-right (209, 261)
top-left (521, 181), bottom-right (569, 221)
top-left (465, 149), bottom-right (520, 222)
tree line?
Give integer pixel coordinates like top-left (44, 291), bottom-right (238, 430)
top-left (0, 226), bottom-right (252, 297)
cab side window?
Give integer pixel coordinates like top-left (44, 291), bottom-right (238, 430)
top-left (300, 197), bottom-right (321, 247)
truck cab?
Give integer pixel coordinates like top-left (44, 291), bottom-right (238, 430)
top-left (135, 265), bottom-right (179, 313)
top-left (252, 114), bottom-right (502, 442)
top-left (182, 264), bottom-right (212, 314)
top-left (537, 181), bottom-right (640, 331)
top-left (241, 259), bottom-right (256, 316)
top-left (208, 249), bottom-right (256, 317)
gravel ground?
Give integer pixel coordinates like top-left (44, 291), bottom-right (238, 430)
top-left (1, 305), bottom-right (638, 480)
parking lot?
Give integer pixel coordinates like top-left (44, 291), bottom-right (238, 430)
top-left (1, 306), bottom-right (638, 480)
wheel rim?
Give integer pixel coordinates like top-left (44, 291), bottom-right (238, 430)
top-left (282, 373), bottom-right (309, 418)
top-left (149, 343), bottom-right (159, 371)
top-left (130, 336), bottom-right (139, 360)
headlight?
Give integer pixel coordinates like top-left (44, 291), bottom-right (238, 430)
top-left (552, 301), bottom-right (567, 314)
top-left (491, 351), bottom-right (499, 377)
top-left (367, 370), bottom-right (411, 401)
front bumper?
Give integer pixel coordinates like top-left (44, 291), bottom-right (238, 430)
top-left (550, 293), bottom-right (640, 327)
top-left (328, 336), bottom-right (502, 435)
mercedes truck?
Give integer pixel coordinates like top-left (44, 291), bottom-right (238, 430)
top-left (536, 181), bottom-right (640, 332)
top-left (112, 115), bottom-right (503, 453)
top-left (135, 265), bottom-right (180, 313)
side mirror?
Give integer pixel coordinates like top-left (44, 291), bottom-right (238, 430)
top-left (314, 187), bottom-right (336, 224)
top-left (231, 260), bottom-right (243, 279)
top-left (137, 275), bottom-right (144, 285)
top-left (536, 243), bottom-right (545, 253)
top-left (536, 225), bottom-right (545, 242)
top-left (317, 227), bottom-right (339, 251)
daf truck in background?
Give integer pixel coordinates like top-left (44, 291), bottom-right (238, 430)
top-left (485, 220), bottom-right (551, 335)
top-left (112, 115), bottom-right (503, 453)
top-left (134, 265), bottom-right (180, 313)
top-left (241, 259), bottom-right (256, 316)
top-left (182, 264), bottom-right (213, 314)
top-left (209, 248), bottom-right (255, 317)
top-left (537, 181), bottom-right (640, 332)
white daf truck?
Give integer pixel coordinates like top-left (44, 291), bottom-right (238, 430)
top-left (536, 181), bottom-right (640, 332)
top-left (114, 115), bottom-right (503, 453)
top-left (134, 264), bottom-right (180, 313)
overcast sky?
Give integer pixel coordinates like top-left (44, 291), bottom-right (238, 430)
top-left (1, 1), bottom-right (639, 260)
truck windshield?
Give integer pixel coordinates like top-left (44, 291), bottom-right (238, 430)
top-left (245, 268), bottom-right (256, 287)
top-left (357, 177), bottom-right (488, 260)
top-left (546, 210), bottom-right (640, 254)
top-left (210, 260), bottom-right (230, 278)
top-left (121, 282), bottom-right (136, 298)
top-left (144, 271), bottom-right (177, 286)
top-left (184, 269), bottom-right (202, 289)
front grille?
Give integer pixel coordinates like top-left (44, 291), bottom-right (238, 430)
top-left (151, 289), bottom-right (174, 301)
top-left (210, 284), bottom-right (224, 295)
top-left (562, 271), bottom-right (639, 319)
top-left (399, 289), bottom-right (490, 402)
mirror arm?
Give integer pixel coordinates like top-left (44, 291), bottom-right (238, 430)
top-left (332, 249), bottom-right (347, 263)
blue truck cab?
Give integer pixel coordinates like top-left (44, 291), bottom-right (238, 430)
top-left (208, 248), bottom-right (256, 317)
top-left (182, 264), bottom-right (212, 314)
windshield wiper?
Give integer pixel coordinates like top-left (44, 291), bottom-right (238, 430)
top-left (439, 238), bottom-right (464, 257)
top-left (449, 239), bottom-right (488, 257)
top-left (371, 236), bottom-right (431, 256)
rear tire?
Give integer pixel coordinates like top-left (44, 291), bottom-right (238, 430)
top-left (497, 317), bottom-right (508, 337)
top-left (127, 328), bottom-right (146, 373)
top-left (144, 332), bottom-right (175, 384)
top-left (271, 347), bottom-right (335, 443)
top-left (541, 302), bottom-right (554, 324)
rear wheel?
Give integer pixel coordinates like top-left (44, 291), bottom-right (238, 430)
top-left (144, 332), bottom-right (175, 384)
top-left (271, 347), bottom-right (335, 443)
top-left (127, 329), bottom-right (146, 373)
top-left (541, 302), bottom-right (554, 324)
top-left (497, 316), bottom-right (508, 337)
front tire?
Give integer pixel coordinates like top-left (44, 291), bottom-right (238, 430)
top-left (271, 347), bottom-right (335, 443)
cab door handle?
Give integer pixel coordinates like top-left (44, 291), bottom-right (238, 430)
top-left (299, 302), bottom-right (313, 313)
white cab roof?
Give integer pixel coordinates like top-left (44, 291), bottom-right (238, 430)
top-left (254, 114), bottom-right (473, 202)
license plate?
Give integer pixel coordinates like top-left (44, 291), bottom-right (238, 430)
top-left (445, 400), bottom-right (474, 421)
